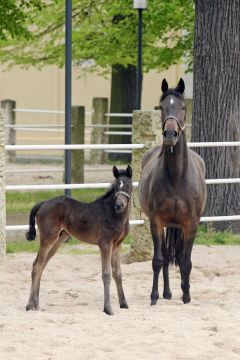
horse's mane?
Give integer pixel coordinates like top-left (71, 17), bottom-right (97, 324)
top-left (94, 171), bottom-right (128, 203)
top-left (160, 89), bottom-right (185, 102)
top-left (94, 184), bottom-right (115, 202)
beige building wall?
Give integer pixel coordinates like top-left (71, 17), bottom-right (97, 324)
top-left (0, 64), bottom-right (189, 157)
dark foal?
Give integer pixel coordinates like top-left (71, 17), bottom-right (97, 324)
top-left (26, 165), bottom-right (132, 315)
top-left (139, 79), bottom-right (207, 305)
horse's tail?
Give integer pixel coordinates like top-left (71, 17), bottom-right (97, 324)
top-left (26, 202), bottom-right (44, 241)
top-left (164, 227), bottom-right (183, 266)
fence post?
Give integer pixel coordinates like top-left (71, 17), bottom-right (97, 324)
top-left (71, 106), bottom-right (85, 183)
top-left (1, 99), bottom-right (16, 163)
top-left (0, 110), bottom-right (6, 260)
top-left (128, 110), bottom-right (162, 263)
top-left (90, 98), bottom-right (108, 164)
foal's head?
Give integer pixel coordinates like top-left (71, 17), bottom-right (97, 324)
top-left (159, 78), bottom-right (186, 147)
top-left (112, 165), bottom-right (132, 214)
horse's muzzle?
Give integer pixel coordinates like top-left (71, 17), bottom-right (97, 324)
top-left (163, 129), bottom-right (178, 146)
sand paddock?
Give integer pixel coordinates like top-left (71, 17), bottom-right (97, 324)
top-left (0, 245), bottom-right (240, 360)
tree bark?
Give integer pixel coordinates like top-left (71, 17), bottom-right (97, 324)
top-left (192, 0), bottom-right (240, 232)
top-left (109, 64), bottom-right (137, 162)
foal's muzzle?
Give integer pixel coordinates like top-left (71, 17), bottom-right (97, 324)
top-left (115, 191), bottom-right (131, 213)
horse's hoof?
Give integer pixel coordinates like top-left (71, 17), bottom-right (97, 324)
top-left (150, 298), bottom-right (158, 306)
top-left (150, 292), bottom-right (159, 306)
top-left (182, 294), bottom-right (191, 304)
top-left (163, 291), bottom-right (172, 300)
top-left (120, 302), bottom-right (129, 309)
top-left (26, 304), bottom-right (34, 311)
top-left (26, 303), bottom-right (39, 311)
top-left (104, 307), bottom-right (114, 316)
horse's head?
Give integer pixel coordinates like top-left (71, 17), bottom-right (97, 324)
top-left (112, 165), bottom-right (132, 214)
top-left (159, 78), bottom-right (186, 148)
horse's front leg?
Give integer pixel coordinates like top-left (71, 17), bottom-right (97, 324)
top-left (177, 227), bottom-right (197, 304)
top-left (99, 241), bottom-right (113, 315)
top-left (111, 245), bottom-right (128, 309)
top-left (150, 220), bottom-right (164, 306)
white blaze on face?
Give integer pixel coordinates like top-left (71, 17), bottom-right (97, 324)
top-left (120, 180), bottom-right (124, 189)
top-left (170, 98), bottom-right (175, 105)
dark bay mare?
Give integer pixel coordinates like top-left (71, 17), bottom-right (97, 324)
top-left (26, 165), bottom-right (132, 315)
top-left (139, 79), bottom-right (207, 305)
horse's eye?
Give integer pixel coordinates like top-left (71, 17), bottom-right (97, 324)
top-left (182, 107), bottom-right (186, 111)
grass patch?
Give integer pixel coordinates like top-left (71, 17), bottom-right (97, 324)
top-left (7, 239), bottom-right (40, 254)
top-left (6, 189), bottom-right (105, 214)
top-left (6, 235), bottom-right (132, 254)
top-left (195, 225), bottom-right (240, 245)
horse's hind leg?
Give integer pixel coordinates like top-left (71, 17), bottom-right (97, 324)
top-left (162, 260), bottom-right (172, 300)
top-left (99, 241), bottom-right (113, 315)
top-left (150, 221), bottom-right (164, 306)
top-left (111, 246), bottom-right (128, 309)
top-left (26, 231), bottom-right (67, 311)
top-left (32, 231), bottom-right (69, 310)
top-left (177, 229), bottom-right (196, 304)
top-left (26, 244), bottom-right (52, 311)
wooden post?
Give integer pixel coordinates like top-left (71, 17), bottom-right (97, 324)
top-left (0, 110), bottom-right (6, 260)
top-left (1, 99), bottom-right (16, 163)
top-left (71, 106), bottom-right (85, 183)
top-left (128, 110), bottom-right (162, 263)
top-left (90, 98), bottom-right (108, 164)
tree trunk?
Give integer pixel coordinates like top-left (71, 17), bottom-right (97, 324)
top-left (192, 0), bottom-right (240, 232)
top-left (109, 64), bottom-right (137, 162)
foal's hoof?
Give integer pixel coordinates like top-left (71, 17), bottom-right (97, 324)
top-left (182, 294), bottom-right (191, 304)
top-left (104, 307), bottom-right (114, 316)
top-left (163, 290), bottom-right (172, 300)
top-left (120, 302), bottom-right (129, 309)
top-left (120, 300), bottom-right (128, 309)
top-left (26, 303), bottom-right (39, 311)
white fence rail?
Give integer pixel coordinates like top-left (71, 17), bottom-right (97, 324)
top-left (5, 142), bottom-right (240, 152)
top-left (5, 178), bottom-right (240, 191)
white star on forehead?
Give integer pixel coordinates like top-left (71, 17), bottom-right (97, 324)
top-left (120, 180), bottom-right (124, 189)
top-left (170, 98), bottom-right (175, 105)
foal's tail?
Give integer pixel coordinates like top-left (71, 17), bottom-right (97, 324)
top-left (164, 227), bottom-right (183, 266)
top-left (26, 202), bottom-right (44, 241)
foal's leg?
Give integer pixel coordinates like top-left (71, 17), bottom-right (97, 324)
top-left (26, 231), bottom-right (66, 311)
top-left (177, 228), bottom-right (196, 304)
top-left (150, 221), bottom-right (164, 306)
top-left (33, 231), bottom-right (68, 309)
top-left (26, 243), bottom-right (52, 311)
top-left (111, 246), bottom-right (128, 309)
top-left (99, 241), bottom-right (113, 315)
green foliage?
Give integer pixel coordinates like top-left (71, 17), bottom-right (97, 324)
top-left (0, 0), bottom-right (194, 72)
top-left (0, 0), bottom-right (44, 41)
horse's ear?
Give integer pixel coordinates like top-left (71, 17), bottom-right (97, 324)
top-left (112, 165), bottom-right (119, 178)
top-left (175, 78), bottom-right (185, 94)
top-left (126, 165), bottom-right (132, 178)
top-left (161, 78), bottom-right (168, 93)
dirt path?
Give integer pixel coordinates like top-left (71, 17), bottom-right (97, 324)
top-left (0, 245), bottom-right (240, 360)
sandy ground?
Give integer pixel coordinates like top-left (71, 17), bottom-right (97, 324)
top-left (6, 163), bottom-right (114, 185)
top-left (0, 245), bottom-right (240, 360)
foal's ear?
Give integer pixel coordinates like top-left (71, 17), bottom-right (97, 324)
top-left (112, 165), bottom-right (119, 178)
top-left (125, 165), bottom-right (132, 178)
top-left (175, 78), bottom-right (185, 94)
top-left (161, 78), bottom-right (168, 93)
